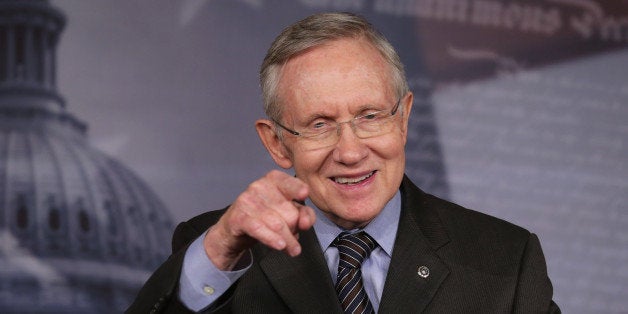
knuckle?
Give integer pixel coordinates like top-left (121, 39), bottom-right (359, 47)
top-left (266, 216), bottom-right (284, 232)
top-left (246, 219), bottom-right (263, 233)
top-left (268, 169), bottom-right (283, 177)
top-left (268, 209), bottom-right (288, 227)
top-left (238, 192), bottom-right (257, 208)
top-left (283, 202), bottom-right (300, 220)
top-left (227, 210), bottom-right (246, 227)
top-left (267, 169), bottom-right (288, 182)
top-left (247, 180), bottom-right (264, 193)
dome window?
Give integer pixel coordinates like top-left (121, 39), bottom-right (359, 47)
top-left (48, 208), bottom-right (60, 231)
top-left (15, 193), bottom-right (29, 229)
top-left (14, 26), bottom-right (25, 80)
top-left (1, 29), bottom-right (6, 82)
top-left (103, 200), bottom-right (118, 235)
top-left (78, 209), bottom-right (90, 233)
top-left (45, 195), bottom-right (61, 231)
top-left (74, 198), bottom-right (90, 233)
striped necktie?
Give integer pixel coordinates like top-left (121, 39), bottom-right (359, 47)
top-left (334, 231), bottom-right (377, 314)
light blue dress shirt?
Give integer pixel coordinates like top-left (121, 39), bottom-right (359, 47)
top-left (178, 191), bottom-right (401, 312)
top-left (311, 191), bottom-right (401, 312)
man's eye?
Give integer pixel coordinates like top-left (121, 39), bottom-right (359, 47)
top-left (312, 121), bottom-right (328, 129)
top-left (361, 112), bottom-right (380, 120)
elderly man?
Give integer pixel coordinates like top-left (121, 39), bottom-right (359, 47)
top-left (127, 12), bottom-right (559, 313)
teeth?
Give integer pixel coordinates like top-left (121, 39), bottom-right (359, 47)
top-left (334, 171), bottom-right (374, 184)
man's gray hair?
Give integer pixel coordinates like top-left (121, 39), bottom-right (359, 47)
top-left (260, 12), bottom-right (409, 122)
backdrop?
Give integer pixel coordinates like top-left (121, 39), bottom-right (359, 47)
top-left (48, 0), bottom-right (628, 312)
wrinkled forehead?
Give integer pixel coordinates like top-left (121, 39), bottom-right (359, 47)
top-left (275, 38), bottom-right (396, 114)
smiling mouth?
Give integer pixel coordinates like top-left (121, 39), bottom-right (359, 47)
top-left (332, 171), bottom-right (376, 185)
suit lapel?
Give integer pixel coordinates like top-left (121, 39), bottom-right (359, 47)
top-left (258, 176), bottom-right (449, 313)
top-left (259, 228), bottom-right (343, 313)
top-left (379, 176), bottom-right (451, 313)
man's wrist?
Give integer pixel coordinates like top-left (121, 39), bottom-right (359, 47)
top-left (179, 230), bottom-right (253, 311)
top-left (203, 225), bottom-right (249, 271)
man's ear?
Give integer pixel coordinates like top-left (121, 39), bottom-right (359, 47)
top-left (400, 92), bottom-right (413, 142)
top-left (255, 119), bottom-right (293, 169)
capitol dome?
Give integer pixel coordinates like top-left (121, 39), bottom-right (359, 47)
top-left (0, 0), bottom-right (174, 312)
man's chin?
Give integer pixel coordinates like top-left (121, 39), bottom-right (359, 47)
top-left (327, 210), bottom-right (379, 229)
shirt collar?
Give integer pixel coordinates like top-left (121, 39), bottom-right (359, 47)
top-left (309, 191), bottom-right (401, 257)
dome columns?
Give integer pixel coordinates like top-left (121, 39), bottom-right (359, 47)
top-left (0, 0), bottom-right (66, 111)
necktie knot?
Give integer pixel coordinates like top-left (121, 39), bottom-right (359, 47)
top-left (334, 231), bottom-right (377, 269)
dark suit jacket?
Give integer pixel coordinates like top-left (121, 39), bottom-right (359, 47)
top-left (127, 176), bottom-right (560, 313)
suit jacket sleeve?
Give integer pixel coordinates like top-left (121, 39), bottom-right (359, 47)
top-left (126, 210), bottom-right (227, 314)
top-left (513, 233), bottom-right (561, 313)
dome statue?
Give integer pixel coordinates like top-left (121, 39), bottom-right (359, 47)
top-left (0, 0), bottom-right (174, 312)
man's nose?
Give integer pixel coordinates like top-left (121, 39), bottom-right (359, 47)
top-left (331, 122), bottom-right (368, 165)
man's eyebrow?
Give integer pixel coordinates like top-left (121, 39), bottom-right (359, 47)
top-left (296, 103), bottom-right (384, 122)
top-left (299, 112), bottom-right (334, 123)
top-left (356, 103), bottom-right (385, 113)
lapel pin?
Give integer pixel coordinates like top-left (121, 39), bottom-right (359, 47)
top-left (417, 265), bottom-right (430, 278)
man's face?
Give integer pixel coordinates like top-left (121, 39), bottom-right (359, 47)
top-left (266, 38), bottom-right (412, 230)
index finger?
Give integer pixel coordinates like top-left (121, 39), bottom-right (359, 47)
top-left (268, 171), bottom-right (309, 201)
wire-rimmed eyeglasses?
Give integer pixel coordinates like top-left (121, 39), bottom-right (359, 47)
top-left (272, 98), bottom-right (402, 150)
